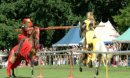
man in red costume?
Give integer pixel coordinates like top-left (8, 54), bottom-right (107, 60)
top-left (15, 18), bottom-right (33, 55)
top-left (6, 18), bottom-right (40, 77)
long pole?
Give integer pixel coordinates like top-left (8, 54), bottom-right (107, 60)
top-left (68, 51), bottom-right (73, 78)
top-left (40, 26), bottom-right (79, 30)
top-left (15, 26), bottom-right (79, 32)
top-left (37, 53), bottom-right (43, 78)
top-left (106, 54), bottom-right (108, 78)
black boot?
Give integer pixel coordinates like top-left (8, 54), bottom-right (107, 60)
top-left (96, 69), bottom-right (99, 75)
top-left (9, 75), bottom-right (15, 78)
top-left (79, 67), bottom-right (82, 72)
top-left (12, 73), bottom-right (16, 78)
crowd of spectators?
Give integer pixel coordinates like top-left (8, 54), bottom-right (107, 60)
top-left (0, 45), bottom-right (130, 69)
top-left (0, 49), bottom-right (9, 68)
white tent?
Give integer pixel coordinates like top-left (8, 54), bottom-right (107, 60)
top-left (94, 20), bottom-right (120, 43)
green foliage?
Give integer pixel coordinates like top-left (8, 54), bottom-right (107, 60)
top-left (0, 0), bottom-right (82, 48)
top-left (0, 0), bottom-right (129, 49)
top-left (113, 2), bottom-right (130, 33)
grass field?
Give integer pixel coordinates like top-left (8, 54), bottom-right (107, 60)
top-left (0, 65), bottom-right (130, 78)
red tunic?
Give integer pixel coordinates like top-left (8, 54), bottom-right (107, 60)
top-left (6, 27), bottom-right (40, 76)
top-left (6, 36), bottom-right (32, 76)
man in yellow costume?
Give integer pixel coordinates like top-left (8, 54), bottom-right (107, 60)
top-left (82, 12), bottom-right (96, 48)
top-left (79, 12), bottom-right (97, 72)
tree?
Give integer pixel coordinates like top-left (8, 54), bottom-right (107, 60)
top-left (0, 0), bottom-right (81, 48)
top-left (0, 0), bottom-right (129, 49)
top-left (113, 2), bottom-right (130, 33)
top-left (0, 1), bottom-right (21, 49)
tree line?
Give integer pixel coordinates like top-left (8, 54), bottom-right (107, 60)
top-left (0, 0), bottom-right (130, 49)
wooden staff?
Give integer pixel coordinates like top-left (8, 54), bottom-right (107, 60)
top-left (15, 26), bottom-right (79, 32)
top-left (40, 26), bottom-right (79, 30)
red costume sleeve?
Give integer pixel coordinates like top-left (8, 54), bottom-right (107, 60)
top-left (18, 34), bottom-right (26, 41)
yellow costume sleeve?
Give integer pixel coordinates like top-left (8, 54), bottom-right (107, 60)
top-left (84, 20), bottom-right (90, 31)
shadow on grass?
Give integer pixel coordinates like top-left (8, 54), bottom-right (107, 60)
top-left (5, 76), bottom-right (31, 78)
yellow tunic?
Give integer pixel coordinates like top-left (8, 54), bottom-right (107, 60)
top-left (86, 30), bottom-right (94, 44)
top-left (84, 19), bottom-right (94, 44)
top-left (84, 19), bottom-right (100, 62)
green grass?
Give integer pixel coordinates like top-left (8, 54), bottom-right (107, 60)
top-left (0, 65), bottom-right (130, 78)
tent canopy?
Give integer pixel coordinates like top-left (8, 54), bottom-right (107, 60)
top-left (52, 20), bottom-right (120, 47)
top-left (114, 28), bottom-right (130, 43)
top-left (94, 20), bottom-right (119, 43)
top-left (52, 27), bottom-right (81, 47)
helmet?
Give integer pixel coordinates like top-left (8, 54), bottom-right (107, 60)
top-left (22, 18), bottom-right (33, 27)
top-left (86, 12), bottom-right (94, 20)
